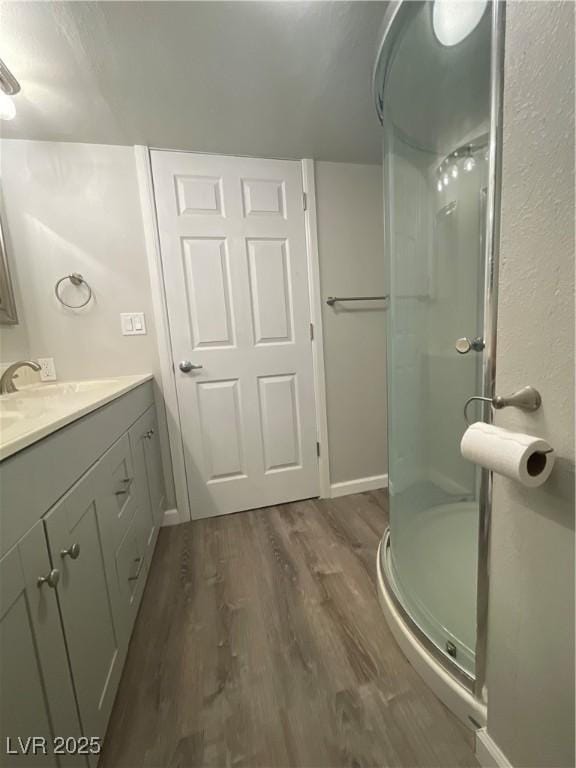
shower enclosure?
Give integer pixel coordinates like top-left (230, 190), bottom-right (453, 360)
top-left (373, 0), bottom-right (503, 724)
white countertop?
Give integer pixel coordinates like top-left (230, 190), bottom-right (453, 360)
top-left (0, 374), bottom-right (153, 461)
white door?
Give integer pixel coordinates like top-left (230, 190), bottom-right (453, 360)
top-left (151, 151), bottom-right (319, 518)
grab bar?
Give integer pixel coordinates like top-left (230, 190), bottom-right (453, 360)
top-left (326, 295), bottom-right (388, 306)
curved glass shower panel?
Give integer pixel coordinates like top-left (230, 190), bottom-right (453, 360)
top-left (379, 1), bottom-right (491, 677)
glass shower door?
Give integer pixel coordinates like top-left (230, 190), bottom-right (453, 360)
top-left (379, 0), bottom-right (491, 679)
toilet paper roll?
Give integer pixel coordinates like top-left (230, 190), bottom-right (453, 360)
top-left (460, 422), bottom-right (555, 487)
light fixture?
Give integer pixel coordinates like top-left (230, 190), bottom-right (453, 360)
top-left (0, 93), bottom-right (15, 121)
top-left (433, 0), bottom-right (488, 47)
top-left (0, 57), bottom-right (20, 121)
top-left (442, 173), bottom-right (450, 187)
top-left (463, 155), bottom-right (476, 172)
top-left (450, 164), bottom-right (459, 179)
top-left (437, 179), bottom-right (443, 192)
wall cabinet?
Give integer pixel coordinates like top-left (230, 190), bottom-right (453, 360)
top-left (0, 383), bottom-right (164, 766)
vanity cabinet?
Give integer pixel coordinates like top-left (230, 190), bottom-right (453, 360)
top-left (0, 380), bottom-right (164, 766)
top-left (0, 522), bottom-right (83, 767)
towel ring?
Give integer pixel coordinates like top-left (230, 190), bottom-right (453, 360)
top-left (54, 273), bottom-right (92, 309)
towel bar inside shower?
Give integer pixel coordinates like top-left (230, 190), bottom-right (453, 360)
top-left (326, 295), bottom-right (389, 306)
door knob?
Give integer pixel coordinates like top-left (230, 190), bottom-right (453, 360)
top-left (37, 569), bottom-right (60, 588)
top-left (455, 337), bottom-right (485, 354)
top-left (179, 360), bottom-right (203, 373)
top-left (61, 543), bottom-right (80, 560)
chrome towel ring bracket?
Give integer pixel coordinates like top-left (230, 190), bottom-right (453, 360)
top-left (54, 273), bottom-right (93, 309)
top-left (464, 386), bottom-right (542, 426)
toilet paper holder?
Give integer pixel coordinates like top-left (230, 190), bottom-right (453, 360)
top-left (464, 386), bottom-right (542, 426)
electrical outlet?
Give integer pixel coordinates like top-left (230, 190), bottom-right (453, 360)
top-left (121, 312), bottom-right (147, 336)
top-left (37, 357), bottom-right (57, 381)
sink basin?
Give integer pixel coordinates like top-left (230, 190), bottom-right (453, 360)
top-left (0, 410), bottom-right (25, 430)
top-left (11, 379), bottom-right (122, 399)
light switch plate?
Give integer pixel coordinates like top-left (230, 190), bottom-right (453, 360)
top-left (121, 312), bottom-right (147, 336)
top-left (37, 357), bottom-right (57, 381)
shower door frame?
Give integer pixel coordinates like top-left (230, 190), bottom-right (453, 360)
top-left (373, 0), bottom-right (506, 700)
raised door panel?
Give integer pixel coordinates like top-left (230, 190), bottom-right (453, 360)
top-left (175, 175), bottom-right (224, 216)
top-left (44, 467), bottom-right (122, 741)
top-left (197, 379), bottom-right (246, 483)
top-left (247, 239), bottom-right (293, 345)
top-left (0, 523), bottom-right (83, 768)
top-left (257, 374), bottom-right (302, 473)
top-left (182, 238), bottom-right (235, 350)
top-left (241, 178), bottom-right (286, 218)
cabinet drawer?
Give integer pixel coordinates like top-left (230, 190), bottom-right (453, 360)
top-left (97, 434), bottom-right (137, 550)
top-left (114, 516), bottom-right (147, 634)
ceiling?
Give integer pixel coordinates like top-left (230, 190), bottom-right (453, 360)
top-left (0, 1), bottom-right (388, 163)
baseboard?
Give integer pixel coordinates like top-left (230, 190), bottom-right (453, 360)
top-left (161, 508), bottom-right (181, 527)
top-left (330, 474), bottom-right (388, 498)
top-left (476, 729), bottom-right (513, 768)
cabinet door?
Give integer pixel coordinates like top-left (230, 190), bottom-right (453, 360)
top-left (128, 409), bottom-right (159, 558)
top-left (0, 522), bottom-right (83, 767)
top-left (143, 411), bottom-right (166, 529)
top-left (44, 467), bottom-right (122, 743)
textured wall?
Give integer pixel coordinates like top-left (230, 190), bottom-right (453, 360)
top-left (315, 161), bottom-right (388, 486)
top-left (486, 3), bottom-right (575, 766)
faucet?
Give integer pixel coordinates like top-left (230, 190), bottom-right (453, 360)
top-left (0, 360), bottom-right (41, 394)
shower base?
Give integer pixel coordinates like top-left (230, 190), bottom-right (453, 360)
top-left (390, 500), bottom-right (478, 675)
top-left (377, 526), bottom-right (487, 729)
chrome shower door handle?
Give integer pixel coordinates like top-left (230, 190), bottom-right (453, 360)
top-left (455, 337), bottom-right (485, 354)
top-left (179, 360), bottom-right (203, 373)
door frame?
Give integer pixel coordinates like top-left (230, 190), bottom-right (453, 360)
top-left (134, 147), bottom-right (330, 523)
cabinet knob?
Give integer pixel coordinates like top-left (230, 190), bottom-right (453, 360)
top-left (37, 569), bottom-right (60, 589)
top-left (145, 429), bottom-right (155, 439)
top-left (61, 543), bottom-right (81, 560)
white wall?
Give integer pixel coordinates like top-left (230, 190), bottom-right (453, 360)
top-left (0, 139), bottom-right (176, 507)
top-left (486, 3), bottom-right (575, 767)
top-left (315, 161), bottom-right (387, 488)
top-left (0, 140), bottom-right (157, 377)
